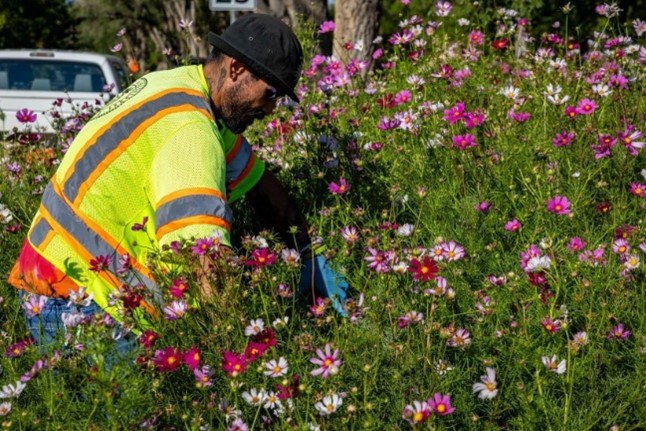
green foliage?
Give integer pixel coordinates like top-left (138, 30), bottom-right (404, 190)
top-left (0, 0), bottom-right (77, 49)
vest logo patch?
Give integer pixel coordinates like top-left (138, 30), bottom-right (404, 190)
top-left (92, 77), bottom-right (148, 120)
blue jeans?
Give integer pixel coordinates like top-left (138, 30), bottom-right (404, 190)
top-left (18, 290), bottom-right (138, 359)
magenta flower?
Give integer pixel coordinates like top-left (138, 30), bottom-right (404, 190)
top-left (505, 219), bottom-right (522, 231)
top-left (567, 237), bottom-right (587, 252)
top-left (443, 102), bottom-right (466, 124)
top-left (575, 98), bottom-right (598, 115)
top-left (452, 133), bottom-right (477, 150)
top-left (15, 109), bottom-right (37, 124)
top-left (329, 177), bottom-right (350, 195)
top-left (475, 201), bottom-right (491, 213)
top-left (318, 20), bottom-right (335, 34)
top-left (89, 254), bottom-right (111, 272)
top-left (629, 182), bottom-right (645, 197)
top-left (245, 247), bottom-right (276, 267)
top-left (153, 347), bottom-right (183, 372)
top-left (183, 346), bottom-right (202, 370)
top-left (221, 351), bottom-right (248, 377)
top-left (564, 105), bottom-right (578, 119)
top-left (607, 323), bottom-right (631, 341)
top-left (541, 317), bottom-right (561, 333)
top-left (309, 297), bottom-right (327, 317)
top-left (552, 131), bottom-right (575, 147)
top-left (191, 236), bottom-right (216, 255)
top-left (427, 392), bottom-right (455, 416)
top-left (546, 195), bottom-right (571, 215)
top-left (310, 343), bottom-right (342, 378)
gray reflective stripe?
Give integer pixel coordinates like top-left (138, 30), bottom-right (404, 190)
top-left (41, 183), bottom-right (162, 302)
top-left (29, 218), bottom-right (53, 247)
top-left (156, 194), bottom-right (232, 232)
top-left (226, 136), bottom-right (252, 183)
top-left (63, 91), bottom-right (212, 202)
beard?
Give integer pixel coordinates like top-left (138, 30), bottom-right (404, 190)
top-left (220, 79), bottom-right (265, 134)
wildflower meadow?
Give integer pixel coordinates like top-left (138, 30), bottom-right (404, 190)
top-left (1, 2), bottom-right (645, 430)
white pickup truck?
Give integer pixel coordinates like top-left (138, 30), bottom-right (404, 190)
top-left (0, 50), bottom-right (130, 135)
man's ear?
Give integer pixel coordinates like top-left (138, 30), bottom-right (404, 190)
top-left (229, 58), bottom-right (247, 81)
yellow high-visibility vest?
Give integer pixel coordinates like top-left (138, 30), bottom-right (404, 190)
top-left (25, 65), bottom-right (265, 319)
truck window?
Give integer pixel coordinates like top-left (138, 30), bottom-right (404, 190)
top-left (110, 60), bottom-right (130, 90)
top-left (0, 60), bottom-right (107, 92)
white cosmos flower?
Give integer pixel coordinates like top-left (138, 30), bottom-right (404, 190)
top-left (500, 85), bottom-right (520, 100)
top-left (472, 367), bottom-right (498, 399)
top-left (542, 355), bottom-right (567, 374)
top-left (264, 357), bottom-right (288, 378)
top-left (0, 401), bottom-right (11, 416)
top-left (242, 388), bottom-right (267, 406)
top-left (0, 381), bottom-right (26, 399)
top-left (315, 393), bottom-right (343, 416)
top-left (525, 255), bottom-right (552, 272)
top-left (244, 318), bottom-right (265, 337)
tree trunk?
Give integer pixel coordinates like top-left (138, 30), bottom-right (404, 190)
top-left (333, 0), bottom-right (379, 63)
top-left (257, 0), bottom-right (326, 28)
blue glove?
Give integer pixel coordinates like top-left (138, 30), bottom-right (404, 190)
top-left (299, 255), bottom-right (349, 317)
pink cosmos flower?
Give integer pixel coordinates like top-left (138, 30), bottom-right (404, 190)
top-left (15, 109), bottom-right (37, 124)
top-left (310, 343), bottom-right (342, 378)
top-left (472, 367), bottom-right (498, 399)
top-left (475, 201), bottom-right (491, 213)
top-left (88, 254), bottom-right (111, 272)
top-left (629, 182), bottom-right (645, 197)
top-left (244, 341), bottom-right (269, 362)
top-left (329, 177), bottom-right (350, 195)
top-left (452, 133), bottom-right (477, 150)
top-left (221, 351), bottom-right (247, 377)
top-left (183, 346), bottom-right (202, 370)
top-left (464, 110), bottom-right (485, 128)
top-left (427, 392), bottom-right (455, 415)
top-left (309, 297), bottom-right (327, 317)
top-left (575, 98), bottom-right (598, 115)
top-left (546, 195), bottom-right (571, 215)
top-left (612, 238), bottom-right (630, 255)
top-left (443, 102), bottom-right (466, 124)
top-left (191, 236), bottom-right (216, 255)
top-left (153, 347), bottom-right (183, 372)
top-left (607, 323), bottom-right (630, 341)
top-left (435, 1), bottom-right (453, 17)
top-left (552, 131), bottom-right (575, 147)
top-left (138, 330), bottom-right (160, 349)
top-left (194, 364), bottom-right (215, 388)
top-left (163, 299), bottom-right (188, 320)
top-left (393, 90), bottom-right (412, 105)
top-left (541, 317), bottom-right (561, 333)
top-left (592, 133), bottom-right (617, 159)
top-left (617, 127), bottom-right (645, 156)
top-left (441, 240), bottom-right (465, 261)
top-left (4, 338), bottom-right (35, 358)
top-left (340, 225), bottom-right (360, 243)
top-left (318, 20), bottom-right (335, 34)
top-left (508, 109), bottom-right (531, 123)
top-left (469, 30), bottom-right (484, 46)
top-left (245, 247), bottom-right (276, 267)
top-left (447, 328), bottom-right (471, 348)
top-left (22, 294), bottom-right (48, 318)
top-left (505, 219), bottom-right (522, 231)
top-left (567, 237), bottom-right (586, 252)
top-left (168, 277), bottom-right (189, 298)
top-left (564, 105), bottom-right (578, 119)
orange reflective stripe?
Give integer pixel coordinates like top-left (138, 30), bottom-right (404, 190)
top-left (156, 187), bottom-right (227, 209)
top-left (73, 104), bottom-right (212, 207)
top-left (50, 179), bottom-right (154, 281)
top-left (156, 214), bottom-right (230, 240)
top-left (37, 203), bottom-right (122, 290)
top-left (61, 88), bottom-right (204, 186)
top-left (225, 135), bottom-right (243, 163)
top-left (228, 152), bottom-right (257, 190)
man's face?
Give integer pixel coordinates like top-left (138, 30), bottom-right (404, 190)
top-left (220, 73), bottom-right (280, 134)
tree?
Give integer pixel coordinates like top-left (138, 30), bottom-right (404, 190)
top-left (333, 0), bottom-right (380, 62)
top-left (0, 0), bottom-right (77, 49)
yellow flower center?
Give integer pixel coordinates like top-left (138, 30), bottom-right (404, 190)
top-left (421, 267), bottom-right (429, 274)
top-left (324, 359), bottom-right (332, 367)
top-left (273, 366), bottom-right (282, 374)
top-left (486, 382), bottom-right (496, 391)
top-left (32, 306), bottom-right (40, 314)
top-left (437, 404), bottom-right (446, 413)
top-left (167, 357), bottom-right (176, 365)
top-left (413, 412), bottom-right (424, 422)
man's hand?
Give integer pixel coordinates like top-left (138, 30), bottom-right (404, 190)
top-left (299, 254), bottom-right (349, 316)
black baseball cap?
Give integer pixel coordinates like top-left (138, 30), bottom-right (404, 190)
top-left (208, 13), bottom-right (303, 102)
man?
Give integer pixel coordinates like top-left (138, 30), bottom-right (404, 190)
top-left (8, 13), bottom-right (348, 345)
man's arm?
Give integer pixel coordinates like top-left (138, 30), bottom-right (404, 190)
top-left (244, 169), bottom-right (310, 250)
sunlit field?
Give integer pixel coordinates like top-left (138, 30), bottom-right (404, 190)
top-left (1, 2), bottom-right (644, 430)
